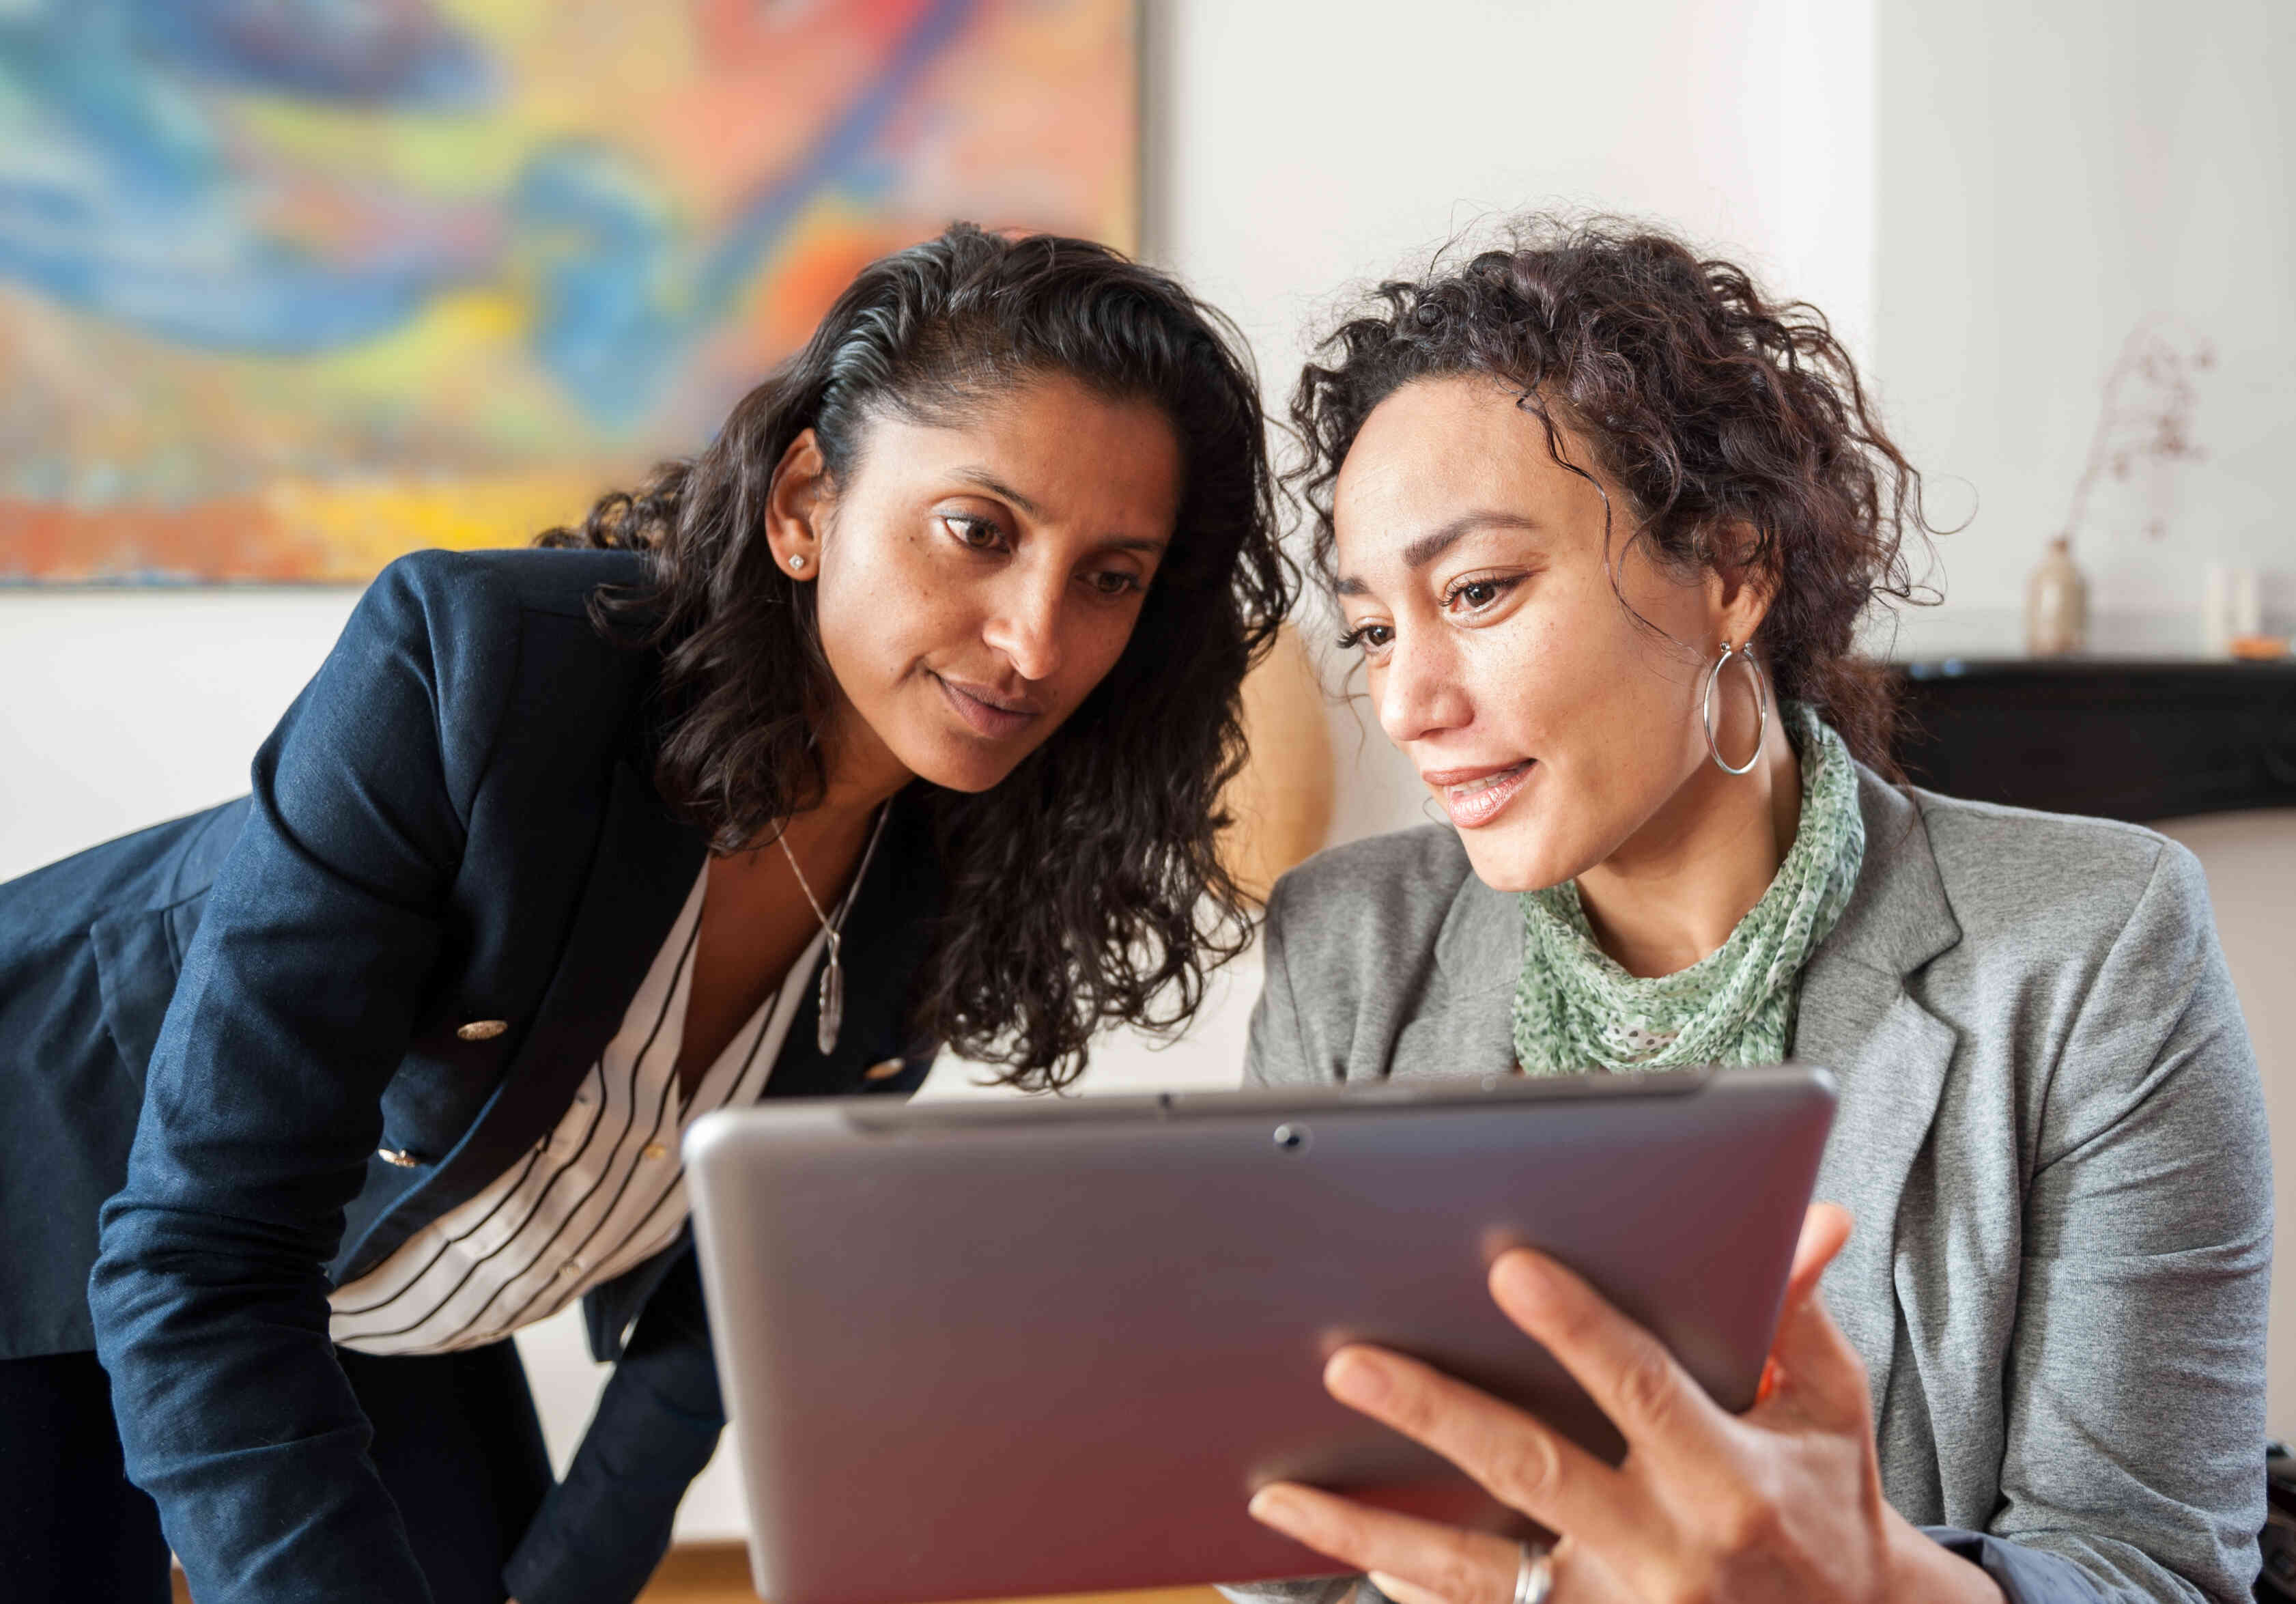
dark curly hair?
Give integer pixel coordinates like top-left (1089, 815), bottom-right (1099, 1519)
top-left (1290, 213), bottom-right (1938, 768)
top-left (540, 223), bottom-right (1292, 1088)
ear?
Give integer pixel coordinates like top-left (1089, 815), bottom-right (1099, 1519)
top-left (765, 428), bottom-right (831, 580)
top-left (1702, 521), bottom-right (1778, 651)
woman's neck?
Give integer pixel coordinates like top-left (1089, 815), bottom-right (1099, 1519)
top-left (1572, 717), bottom-right (1803, 979)
top-left (807, 699), bottom-right (916, 831)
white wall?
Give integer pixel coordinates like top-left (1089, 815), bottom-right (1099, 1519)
top-left (1873, 0), bottom-right (2296, 656)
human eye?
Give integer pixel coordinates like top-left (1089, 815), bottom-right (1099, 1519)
top-left (1441, 572), bottom-right (1522, 617)
top-left (1085, 568), bottom-right (1144, 598)
top-left (1335, 620), bottom-right (1393, 654)
top-left (938, 511), bottom-right (1009, 552)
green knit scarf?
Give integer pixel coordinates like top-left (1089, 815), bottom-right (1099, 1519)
top-left (1510, 704), bottom-right (1865, 1075)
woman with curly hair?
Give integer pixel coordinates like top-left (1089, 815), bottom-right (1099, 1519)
top-left (1234, 218), bottom-right (2265, 1604)
top-left (0, 223), bottom-right (1290, 1604)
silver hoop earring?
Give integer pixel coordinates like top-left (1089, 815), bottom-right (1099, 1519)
top-left (1701, 641), bottom-right (1769, 776)
top-left (787, 553), bottom-right (806, 571)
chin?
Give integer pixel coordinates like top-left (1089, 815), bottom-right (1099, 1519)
top-left (898, 733), bottom-right (1032, 795)
top-left (1454, 821), bottom-right (1584, 896)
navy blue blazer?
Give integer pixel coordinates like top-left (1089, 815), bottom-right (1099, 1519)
top-left (0, 548), bottom-right (941, 1603)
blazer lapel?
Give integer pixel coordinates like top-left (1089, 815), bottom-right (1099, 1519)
top-left (1793, 769), bottom-right (1962, 1423)
top-left (1400, 854), bottom-right (1526, 1084)
top-left (339, 759), bottom-right (706, 1278)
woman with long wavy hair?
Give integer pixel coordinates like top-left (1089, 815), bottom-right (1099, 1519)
top-left (0, 223), bottom-right (1291, 1604)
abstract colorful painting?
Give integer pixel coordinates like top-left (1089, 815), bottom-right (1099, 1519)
top-left (0, 1), bottom-right (1137, 583)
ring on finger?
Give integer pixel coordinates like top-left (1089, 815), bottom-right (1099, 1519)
top-left (1512, 1541), bottom-right (1553, 1604)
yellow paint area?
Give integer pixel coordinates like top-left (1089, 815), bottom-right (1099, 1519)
top-left (264, 470), bottom-right (610, 581)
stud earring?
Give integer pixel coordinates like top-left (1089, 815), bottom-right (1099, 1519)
top-left (788, 553), bottom-right (807, 571)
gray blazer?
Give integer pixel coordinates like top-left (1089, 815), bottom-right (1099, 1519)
top-left (1236, 768), bottom-right (2269, 1604)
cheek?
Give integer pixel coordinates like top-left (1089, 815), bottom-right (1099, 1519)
top-left (817, 526), bottom-right (961, 669)
top-left (1471, 595), bottom-right (1706, 873)
top-left (1465, 583), bottom-right (1652, 739)
top-left (1062, 602), bottom-right (1141, 693)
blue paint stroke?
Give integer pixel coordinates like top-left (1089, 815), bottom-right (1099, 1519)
top-left (514, 0), bottom-right (978, 425)
top-left (0, 0), bottom-right (981, 427)
top-left (0, 0), bottom-right (497, 352)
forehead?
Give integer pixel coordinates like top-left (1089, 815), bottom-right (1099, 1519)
top-left (1331, 376), bottom-right (1602, 571)
top-left (1336, 378), bottom-right (1550, 517)
top-left (864, 373), bottom-right (1182, 533)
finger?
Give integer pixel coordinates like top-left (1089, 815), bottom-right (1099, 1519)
top-left (1247, 1481), bottom-right (1520, 1604)
top-left (1762, 1282), bottom-right (1872, 1431)
top-left (1487, 1249), bottom-right (1726, 1467)
top-left (1759, 1205), bottom-right (1872, 1430)
top-left (1754, 1203), bottom-right (1849, 1409)
top-left (1320, 1344), bottom-right (1638, 1547)
top-left (1785, 1202), bottom-right (1852, 1306)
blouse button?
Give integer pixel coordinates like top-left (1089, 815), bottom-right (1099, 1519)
top-left (378, 1147), bottom-right (421, 1168)
top-left (456, 1019), bottom-right (509, 1042)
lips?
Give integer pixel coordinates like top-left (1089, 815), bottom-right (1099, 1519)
top-left (932, 673), bottom-right (1041, 740)
top-left (1423, 759), bottom-right (1535, 830)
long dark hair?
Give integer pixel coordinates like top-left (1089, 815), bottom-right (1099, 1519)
top-left (541, 223), bottom-right (1292, 1088)
top-left (1290, 213), bottom-right (1937, 768)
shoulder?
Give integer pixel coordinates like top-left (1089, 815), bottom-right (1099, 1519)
top-left (1261, 823), bottom-right (1495, 1011)
top-left (356, 546), bottom-right (649, 633)
top-left (1903, 785), bottom-right (2204, 961)
top-left (347, 546), bottom-right (655, 705)
top-left (1268, 823), bottom-right (1477, 945)
top-left (1859, 781), bottom-right (2243, 1157)
top-left (304, 548), bottom-right (659, 803)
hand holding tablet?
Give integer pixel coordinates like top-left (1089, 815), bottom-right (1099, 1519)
top-left (1249, 1203), bottom-right (2006, 1604)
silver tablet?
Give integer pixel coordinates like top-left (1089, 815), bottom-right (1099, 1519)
top-left (685, 1065), bottom-right (1835, 1604)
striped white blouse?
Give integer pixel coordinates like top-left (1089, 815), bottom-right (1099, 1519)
top-left (329, 866), bottom-right (831, 1355)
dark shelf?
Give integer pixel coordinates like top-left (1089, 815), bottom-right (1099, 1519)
top-left (1890, 659), bottom-right (2296, 822)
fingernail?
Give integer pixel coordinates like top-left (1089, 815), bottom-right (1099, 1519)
top-left (1367, 1573), bottom-right (1412, 1600)
top-left (1492, 1250), bottom-right (1555, 1310)
top-left (1249, 1487), bottom-right (1301, 1527)
top-left (1325, 1347), bottom-right (1391, 1406)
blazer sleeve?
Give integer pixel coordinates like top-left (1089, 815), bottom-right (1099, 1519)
top-left (1983, 839), bottom-right (2271, 1603)
top-left (504, 1247), bottom-right (724, 1604)
top-left (89, 551), bottom-right (520, 1604)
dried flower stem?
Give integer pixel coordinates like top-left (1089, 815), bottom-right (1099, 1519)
top-left (2061, 323), bottom-right (2213, 544)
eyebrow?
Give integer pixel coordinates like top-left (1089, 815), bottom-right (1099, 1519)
top-left (1332, 510), bottom-right (1542, 596)
top-left (953, 468), bottom-right (1170, 556)
top-left (956, 468), bottom-right (1042, 517)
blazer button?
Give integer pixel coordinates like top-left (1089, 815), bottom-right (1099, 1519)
top-left (378, 1147), bottom-right (422, 1168)
top-left (456, 1019), bottom-right (509, 1042)
top-left (864, 1057), bottom-right (907, 1082)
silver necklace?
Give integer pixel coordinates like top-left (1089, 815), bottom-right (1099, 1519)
top-left (775, 803), bottom-right (890, 1056)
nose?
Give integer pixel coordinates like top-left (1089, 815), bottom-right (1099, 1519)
top-left (980, 566), bottom-right (1065, 684)
top-left (1374, 627), bottom-right (1472, 748)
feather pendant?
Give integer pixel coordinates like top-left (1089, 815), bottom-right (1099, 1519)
top-left (817, 944), bottom-right (844, 1056)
